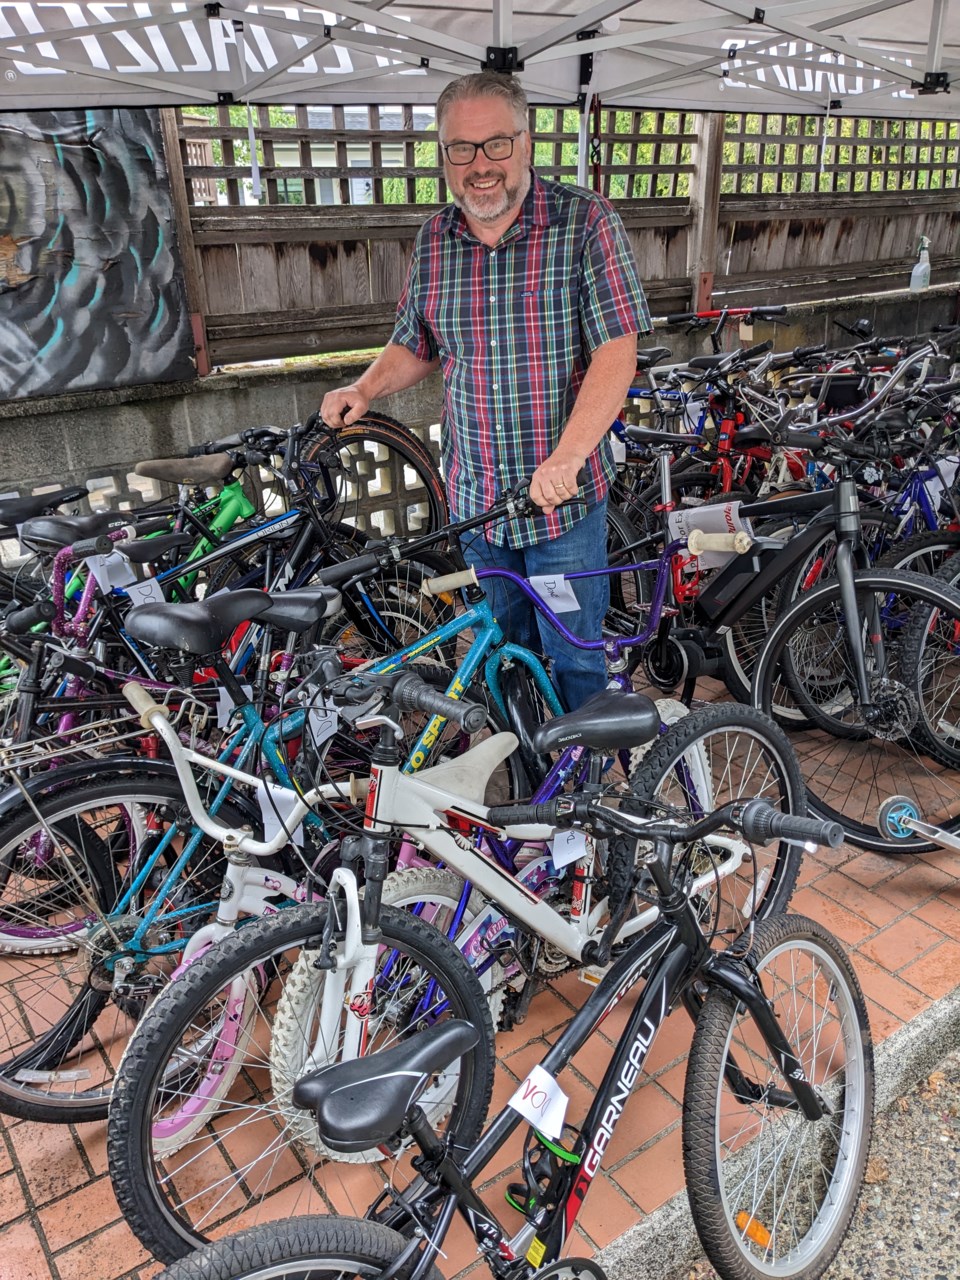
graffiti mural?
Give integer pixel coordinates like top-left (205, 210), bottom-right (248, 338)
top-left (0, 109), bottom-right (195, 399)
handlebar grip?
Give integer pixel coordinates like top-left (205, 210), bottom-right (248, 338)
top-left (742, 340), bottom-right (775, 361)
top-left (5, 599), bottom-right (56, 633)
top-left (392, 673), bottom-right (487, 732)
top-left (421, 567), bottom-right (478, 598)
top-left (485, 802), bottom-right (553, 827)
top-left (187, 432), bottom-right (244, 457)
top-left (794, 343), bottom-right (827, 359)
top-left (738, 800), bottom-right (844, 848)
top-left (314, 552), bottom-right (382, 587)
top-left (687, 529), bottom-right (754, 556)
top-left (72, 535), bottom-right (114, 558)
top-left (665, 312), bottom-right (697, 324)
top-left (122, 680), bottom-right (170, 729)
top-left (749, 306), bottom-right (788, 318)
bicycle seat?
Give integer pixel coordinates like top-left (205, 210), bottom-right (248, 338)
top-left (635, 345), bottom-right (672, 369)
top-left (125, 588), bottom-right (273, 654)
top-left (532, 689), bottom-right (660, 754)
top-left (293, 1019), bottom-right (480, 1153)
top-left (115, 532), bottom-right (194, 564)
top-left (134, 455), bottom-right (236, 485)
top-left (260, 586), bottom-right (342, 632)
top-left (0, 487), bottom-right (86, 528)
top-left (624, 425), bottom-right (698, 450)
top-left (19, 511), bottom-right (130, 552)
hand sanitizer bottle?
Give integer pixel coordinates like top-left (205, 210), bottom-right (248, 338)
top-left (910, 236), bottom-right (931, 292)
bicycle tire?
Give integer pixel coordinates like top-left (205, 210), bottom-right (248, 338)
top-left (107, 902), bottom-right (495, 1263)
top-left (876, 526), bottom-right (960, 577)
top-left (683, 914), bottom-right (873, 1280)
top-left (301, 415), bottom-right (448, 538)
top-left (0, 771), bottom-right (257, 1122)
top-left (626, 704), bottom-right (806, 939)
top-left (151, 1215), bottom-right (442, 1280)
top-left (752, 567), bottom-right (960, 851)
top-left (271, 866), bottom-right (508, 1151)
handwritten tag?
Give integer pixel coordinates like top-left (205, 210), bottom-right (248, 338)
top-left (527, 574), bottom-right (580, 614)
top-left (255, 780), bottom-right (304, 846)
top-left (84, 552), bottom-right (137, 591)
top-left (216, 685), bottom-right (253, 729)
top-left (125, 576), bottom-right (166, 605)
top-left (508, 1064), bottom-right (569, 1140)
top-left (307, 696), bottom-right (339, 749)
top-left (550, 828), bottom-right (588, 870)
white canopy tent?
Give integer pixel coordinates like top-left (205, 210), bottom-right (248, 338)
top-left (0, 0), bottom-right (956, 119)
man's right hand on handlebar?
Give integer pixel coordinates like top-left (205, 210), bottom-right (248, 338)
top-left (319, 383), bottom-right (371, 428)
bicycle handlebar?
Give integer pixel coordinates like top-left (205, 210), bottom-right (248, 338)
top-left (4, 599), bottom-right (57, 634)
top-left (664, 306), bottom-right (787, 324)
top-left (391, 672), bottom-right (487, 732)
top-left (484, 796), bottom-right (843, 849)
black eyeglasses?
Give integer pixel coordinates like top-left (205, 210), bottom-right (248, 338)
top-left (441, 132), bottom-right (525, 165)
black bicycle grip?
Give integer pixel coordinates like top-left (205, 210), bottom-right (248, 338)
top-left (71, 534), bottom-right (114, 558)
top-left (738, 800), bottom-right (844, 848)
top-left (793, 343), bottom-right (827, 359)
top-left (665, 312), bottom-right (698, 324)
top-left (314, 552), bottom-right (382, 587)
top-left (485, 801), bottom-right (555, 827)
top-left (392, 673), bottom-right (487, 732)
top-left (187, 432), bottom-right (244, 457)
top-left (5, 599), bottom-right (56, 633)
top-left (741, 340), bottom-right (775, 361)
top-left (748, 306), bottom-right (788, 319)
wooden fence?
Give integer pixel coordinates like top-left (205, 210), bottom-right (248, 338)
top-left (160, 106), bottom-right (960, 370)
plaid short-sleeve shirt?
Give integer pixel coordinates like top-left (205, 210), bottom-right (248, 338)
top-left (390, 173), bottom-right (651, 547)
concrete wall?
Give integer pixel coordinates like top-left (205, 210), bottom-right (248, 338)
top-left (2, 284), bottom-right (956, 509)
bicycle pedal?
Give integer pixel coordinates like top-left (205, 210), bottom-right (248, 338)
top-left (578, 962), bottom-right (610, 986)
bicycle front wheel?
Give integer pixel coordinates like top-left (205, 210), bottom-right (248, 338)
top-left (151, 1216), bottom-right (442, 1280)
top-left (107, 903), bottom-right (495, 1264)
top-left (627, 704), bottom-right (806, 940)
top-left (752, 568), bottom-right (960, 850)
top-left (683, 914), bottom-right (873, 1280)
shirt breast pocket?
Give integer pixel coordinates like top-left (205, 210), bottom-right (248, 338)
top-left (515, 285), bottom-right (577, 339)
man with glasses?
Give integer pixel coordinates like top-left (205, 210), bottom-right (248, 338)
top-left (321, 71), bottom-right (650, 709)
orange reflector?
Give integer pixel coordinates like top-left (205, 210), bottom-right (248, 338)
top-left (736, 1212), bottom-right (772, 1248)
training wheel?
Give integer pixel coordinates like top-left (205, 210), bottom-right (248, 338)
top-left (877, 795), bottom-right (920, 840)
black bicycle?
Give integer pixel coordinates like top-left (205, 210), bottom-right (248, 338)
top-left (151, 797), bottom-right (874, 1280)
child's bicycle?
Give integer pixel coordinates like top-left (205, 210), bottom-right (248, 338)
top-left (148, 791), bottom-right (873, 1280)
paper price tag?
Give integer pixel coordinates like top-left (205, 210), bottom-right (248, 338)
top-left (307, 697), bottom-right (339, 750)
top-left (125, 577), bottom-right (166, 605)
top-left (527, 574), bottom-right (580, 614)
top-left (255, 780), bottom-right (304, 846)
top-left (507, 1064), bottom-right (569, 1140)
top-left (216, 685), bottom-right (253, 729)
top-left (549, 828), bottom-right (588, 870)
top-left (610, 434), bottom-right (627, 465)
top-left (84, 551), bottom-right (137, 591)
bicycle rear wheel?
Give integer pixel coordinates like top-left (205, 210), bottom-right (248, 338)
top-left (752, 568), bottom-right (960, 850)
top-left (107, 903), bottom-right (495, 1264)
top-left (683, 914), bottom-right (873, 1280)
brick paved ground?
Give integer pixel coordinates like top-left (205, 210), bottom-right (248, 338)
top-left (2, 825), bottom-right (958, 1280)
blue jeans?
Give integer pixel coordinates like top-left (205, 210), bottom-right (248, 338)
top-left (460, 499), bottom-right (609, 711)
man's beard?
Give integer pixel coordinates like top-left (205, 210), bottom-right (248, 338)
top-left (453, 167), bottom-right (531, 224)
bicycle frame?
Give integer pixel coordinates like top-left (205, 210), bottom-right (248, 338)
top-left (365, 831), bottom-right (824, 1280)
